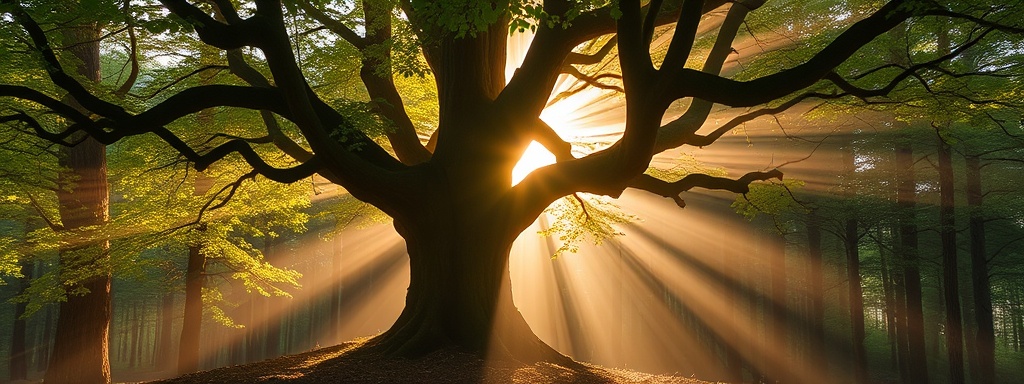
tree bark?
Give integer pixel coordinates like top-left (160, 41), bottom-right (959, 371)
top-left (45, 22), bottom-right (111, 383)
top-left (178, 242), bottom-right (206, 374)
top-left (895, 139), bottom-right (929, 384)
top-left (965, 154), bottom-right (995, 384)
top-left (845, 217), bottom-right (867, 383)
top-left (937, 132), bottom-right (965, 384)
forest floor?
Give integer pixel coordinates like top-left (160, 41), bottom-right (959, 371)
top-left (149, 338), bottom-right (715, 384)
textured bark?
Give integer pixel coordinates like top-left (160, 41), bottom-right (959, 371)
top-left (44, 22), bottom-right (112, 384)
top-left (966, 154), bottom-right (995, 384)
top-left (178, 243), bottom-right (206, 374)
top-left (937, 134), bottom-right (965, 384)
top-left (895, 140), bottom-right (929, 384)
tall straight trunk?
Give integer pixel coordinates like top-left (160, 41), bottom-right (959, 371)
top-left (331, 231), bottom-right (343, 344)
top-left (36, 302), bottom-right (53, 372)
top-left (846, 218), bottom-right (868, 383)
top-left (878, 228), bottom-right (899, 372)
top-left (805, 209), bottom-right (826, 372)
top-left (45, 22), bottom-right (112, 384)
top-left (129, 303), bottom-right (140, 368)
top-left (764, 229), bottom-right (793, 383)
top-left (895, 140), bottom-right (929, 384)
top-left (9, 258), bottom-right (33, 380)
top-left (841, 138), bottom-right (868, 383)
top-left (966, 154), bottom-right (995, 384)
top-left (263, 235), bottom-right (282, 358)
top-left (937, 133), bottom-right (965, 384)
top-left (157, 293), bottom-right (175, 371)
top-left (722, 233), bottom-right (743, 382)
top-left (178, 241), bottom-right (206, 374)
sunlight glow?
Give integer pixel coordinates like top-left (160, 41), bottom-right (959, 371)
top-left (511, 141), bottom-right (556, 186)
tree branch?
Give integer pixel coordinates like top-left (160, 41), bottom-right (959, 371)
top-left (629, 169), bottom-right (783, 208)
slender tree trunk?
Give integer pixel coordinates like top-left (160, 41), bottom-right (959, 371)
top-left (331, 230), bottom-right (343, 344)
top-left (36, 302), bottom-right (53, 373)
top-left (805, 209), bottom-right (826, 373)
top-left (178, 241), bottom-right (206, 374)
top-left (846, 218), bottom-right (868, 383)
top-left (129, 303), bottom-right (140, 368)
top-left (764, 229), bottom-right (794, 383)
top-left (878, 228), bottom-right (899, 372)
top-left (157, 292), bottom-right (175, 371)
top-left (937, 132), bottom-right (966, 384)
top-left (895, 139), bottom-right (929, 384)
top-left (966, 154), bottom-right (995, 384)
top-left (45, 23), bottom-right (111, 384)
top-left (263, 235), bottom-right (282, 359)
top-left (9, 258), bottom-right (33, 380)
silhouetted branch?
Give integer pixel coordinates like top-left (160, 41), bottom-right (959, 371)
top-left (628, 169), bottom-right (783, 208)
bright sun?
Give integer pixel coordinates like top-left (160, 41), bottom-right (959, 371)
top-left (511, 141), bottom-right (556, 186)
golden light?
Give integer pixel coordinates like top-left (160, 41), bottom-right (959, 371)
top-left (511, 141), bottom-right (556, 186)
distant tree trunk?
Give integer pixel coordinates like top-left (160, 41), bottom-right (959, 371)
top-left (965, 154), bottom-right (995, 384)
top-left (841, 138), bottom-right (868, 383)
top-left (36, 302), bottom-right (53, 373)
top-left (331, 231), bottom-right (344, 344)
top-left (937, 132), bottom-right (965, 384)
top-left (263, 235), bottom-right (282, 358)
top-left (877, 227), bottom-right (899, 372)
top-left (895, 139), bottom-right (929, 384)
top-left (766, 228), bottom-right (793, 382)
top-left (157, 293), bottom-right (175, 371)
top-left (45, 22), bottom-right (112, 384)
top-left (129, 303), bottom-right (140, 368)
top-left (178, 240), bottom-right (206, 374)
top-left (721, 233), bottom-right (743, 382)
top-left (9, 258), bottom-right (32, 380)
top-left (805, 209), bottom-right (826, 372)
top-left (845, 217), bottom-right (867, 383)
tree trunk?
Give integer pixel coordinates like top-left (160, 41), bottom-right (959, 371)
top-left (765, 229), bottom-right (793, 383)
top-left (805, 209), bottom-right (826, 373)
top-left (877, 227), bottom-right (899, 372)
top-left (157, 292), bottom-right (175, 371)
top-left (966, 154), bottom-right (995, 384)
top-left (845, 218), bottom-right (868, 383)
top-left (263, 235), bottom-right (283, 359)
top-left (366, 181), bottom-right (567, 364)
top-left (178, 242), bottom-right (206, 374)
top-left (937, 133), bottom-right (965, 384)
top-left (895, 139), bottom-right (929, 384)
top-left (37, 301), bottom-right (53, 373)
top-left (129, 303), bottom-right (140, 368)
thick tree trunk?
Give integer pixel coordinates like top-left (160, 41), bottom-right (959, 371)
top-left (46, 138), bottom-right (111, 384)
top-left (965, 154), bottom-right (995, 384)
top-left (366, 173), bottom-right (566, 364)
top-left (44, 21), bottom-right (111, 384)
top-left (765, 229), bottom-right (793, 383)
top-left (937, 134), bottom-right (965, 384)
top-left (178, 242), bottom-right (206, 374)
top-left (895, 140), bottom-right (929, 384)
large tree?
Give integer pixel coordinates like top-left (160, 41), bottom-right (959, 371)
top-left (2, 0), bottom-right (1021, 368)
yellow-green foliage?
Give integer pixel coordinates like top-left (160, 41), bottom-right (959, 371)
top-left (731, 179), bottom-right (806, 221)
top-left (538, 194), bottom-right (636, 258)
